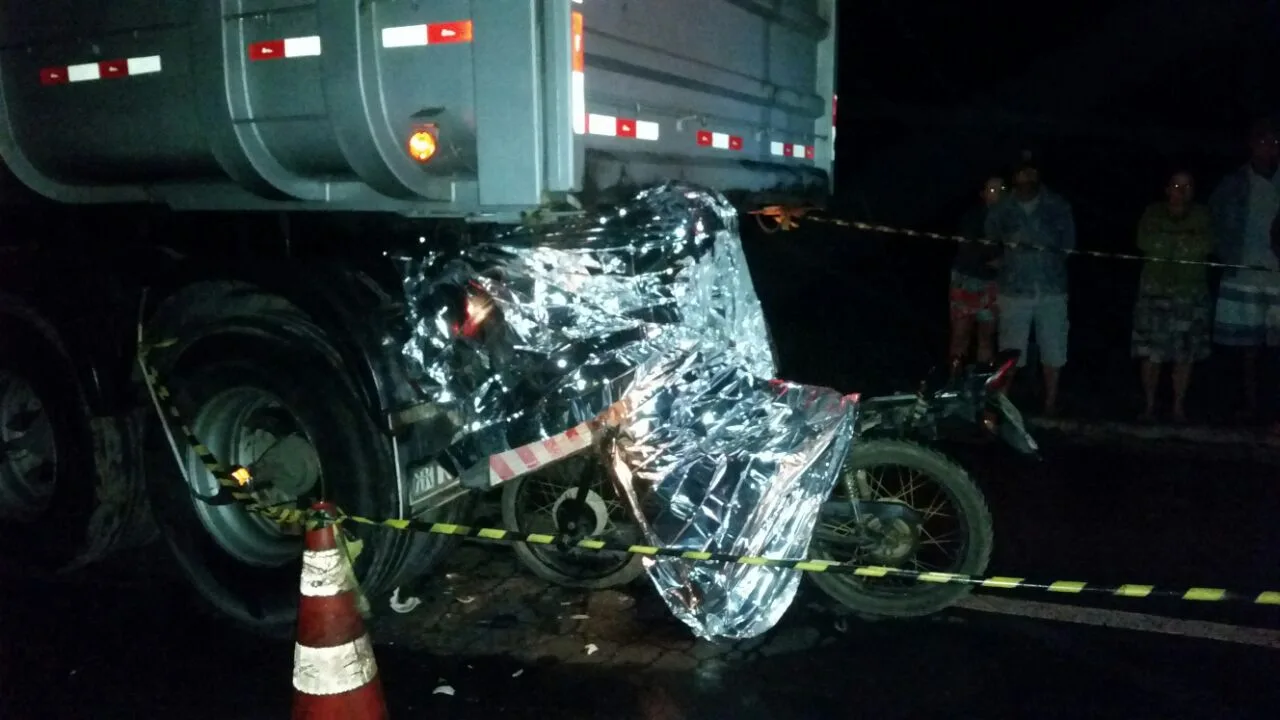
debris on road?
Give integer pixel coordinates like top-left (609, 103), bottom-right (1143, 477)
top-left (585, 643), bottom-right (599, 655)
top-left (433, 684), bottom-right (455, 696)
top-left (389, 588), bottom-right (422, 615)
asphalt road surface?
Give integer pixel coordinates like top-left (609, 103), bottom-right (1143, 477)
top-left (4, 431), bottom-right (1279, 719)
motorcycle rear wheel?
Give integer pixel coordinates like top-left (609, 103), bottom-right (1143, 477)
top-left (808, 439), bottom-right (993, 618)
top-left (501, 454), bottom-right (645, 589)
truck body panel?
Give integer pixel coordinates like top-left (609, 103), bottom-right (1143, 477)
top-left (0, 0), bottom-right (836, 218)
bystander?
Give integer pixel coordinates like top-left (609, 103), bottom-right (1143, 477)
top-left (985, 152), bottom-right (1076, 416)
top-left (948, 176), bottom-right (1006, 370)
top-left (1131, 170), bottom-right (1213, 423)
top-left (1209, 119), bottom-right (1280, 429)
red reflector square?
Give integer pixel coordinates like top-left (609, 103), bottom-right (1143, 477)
top-left (39, 67), bottom-right (68, 85)
top-left (805, 145), bottom-right (816, 159)
top-left (248, 40), bottom-right (286, 61)
top-left (783, 144), bottom-right (794, 157)
top-left (696, 130), bottom-right (713, 146)
top-left (729, 136), bottom-right (744, 151)
top-left (617, 119), bottom-right (637, 138)
top-left (99, 59), bottom-right (128, 77)
top-left (429, 20), bottom-right (474, 44)
top-left (515, 445), bottom-right (540, 469)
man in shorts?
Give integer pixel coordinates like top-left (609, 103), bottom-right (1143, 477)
top-left (1210, 119), bottom-right (1280, 425)
top-left (985, 152), bottom-right (1076, 416)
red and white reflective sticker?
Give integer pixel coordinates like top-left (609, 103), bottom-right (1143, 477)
top-left (248, 36), bottom-right (322, 61)
top-left (696, 130), bottom-right (744, 151)
top-left (771, 141), bottom-right (815, 160)
top-left (488, 421), bottom-right (597, 486)
top-left (832, 94), bottom-right (838, 144)
top-left (587, 114), bottom-right (660, 141)
top-left (40, 55), bottom-right (162, 86)
top-left (382, 20), bottom-right (474, 49)
top-left (571, 11), bottom-right (586, 135)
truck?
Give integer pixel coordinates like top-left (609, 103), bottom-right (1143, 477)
top-left (0, 0), bottom-right (837, 632)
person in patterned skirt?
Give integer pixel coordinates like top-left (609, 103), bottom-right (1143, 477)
top-left (1131, 170), bottom-right (1213, 423)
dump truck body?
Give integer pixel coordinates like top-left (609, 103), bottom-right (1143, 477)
top-left (0, 0), bottom-right (837, 218)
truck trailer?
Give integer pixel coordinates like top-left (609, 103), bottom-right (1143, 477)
top-left (0, 0), bottom-right (837, 631)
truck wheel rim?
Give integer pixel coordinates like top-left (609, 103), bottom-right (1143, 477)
top-left (187, 387), bottom-right (321, 568)
top-left (0, 372), bottom-right (56, 522)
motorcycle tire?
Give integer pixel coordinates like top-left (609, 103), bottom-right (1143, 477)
top-left (501, 455), bottom-right (645, 590)
top-left (808, 439), bottom-right (993, 619)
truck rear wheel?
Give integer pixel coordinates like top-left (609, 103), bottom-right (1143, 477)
top-left (0, 316), bottom-right (97, 576)
top-left (142, 288), bottom-right (463, 634)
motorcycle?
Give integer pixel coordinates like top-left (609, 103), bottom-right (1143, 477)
top-left (505, 351), bottom-right (1037, 619)
top-left (806, 350), bottom-right (1036, 618)
top-left (855, 349), bottom-right (1038, 455)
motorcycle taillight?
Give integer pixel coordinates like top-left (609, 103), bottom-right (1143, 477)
top-left (453, 281), bottom-right (500, 340)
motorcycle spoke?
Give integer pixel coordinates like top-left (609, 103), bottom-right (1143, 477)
top-left (818, 458), bottom-right (971, 592)
top-left (919, 496), bottom-right (952, 521)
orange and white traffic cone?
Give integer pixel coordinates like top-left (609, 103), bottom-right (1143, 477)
top-left (291, 502), bottom-right (388, 720)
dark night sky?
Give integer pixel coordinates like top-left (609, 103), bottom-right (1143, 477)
top-left (751, 1), bottom-right (1280, 404)
top-left (833, 0), bottom-right (1280, 230)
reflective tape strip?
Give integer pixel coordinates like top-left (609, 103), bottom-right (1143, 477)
top-left (586, 114), bottom-right (660, 141)
top-left (572, 72), bottom-right (587, 135)
top-left (299, 548), bottom-right (354, 597)
top-left (249, 36), bottom-right (322, 60)
top-left (428, 21), bottom-right (473, 43)
top-left (489, 453), bottom-right (517, 483)
top-left (770, 141), bottom-right (814, 160)
top-left (381, 20), bottom-right (474, 48)
top-left (41, 55), bottom-right (162, 85)
top-left (696, 130), bottom-right (743, 151)
top-left (292, 636), bottom-right (379, 696)
top-left (68, 63), bottom-right (100, 82)
top-left (571, 11), bottom-right (586, 135)
top-left (127, 56), bottom-right (163, 75)
top-left (487, 418), bottom-right (601, 485)
top-left (528, 437), bottom-right (556, 465)
top-left (514, 445), bottom-right (541, 471)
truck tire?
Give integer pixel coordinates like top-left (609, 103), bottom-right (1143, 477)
top-left (0, 314), bottom-right (98, 577)
top-left (142, 285), bottom-right (466, 634)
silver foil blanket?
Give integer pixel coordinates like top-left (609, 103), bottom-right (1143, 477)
top-left (396, 182), bottom-right (858, 639)
top-left (608, 364), bottom-right (856, 639)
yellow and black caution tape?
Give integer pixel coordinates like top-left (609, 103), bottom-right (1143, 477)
top-left (328, 511), bottom-right (1280, 607)
top-left (749, 205), bottom-right (1278, 273)
top-left (136, 333), bottom-right (1280, 608)
top-left (137, 337), bottom-right (306, 525)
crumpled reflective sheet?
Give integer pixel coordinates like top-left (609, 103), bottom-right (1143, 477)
top-left (609, 362), bottom-right (856, 639)
top-left (396, 182), bottom-right (774, 454)
top-left (396, 182), bottom-right (857, 638)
